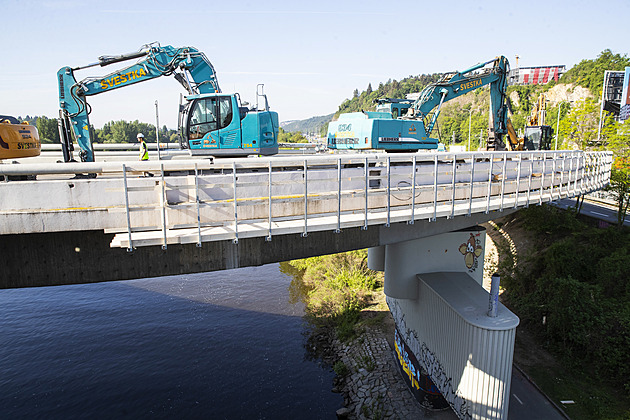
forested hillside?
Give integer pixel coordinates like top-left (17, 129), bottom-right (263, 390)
top-left (281, 113), bottom-right (334, 136)
top-left (327, 50), bottom-right (630, 151)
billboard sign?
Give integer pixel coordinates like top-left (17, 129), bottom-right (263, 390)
top-left (620, 67), bottom-right (630, 121)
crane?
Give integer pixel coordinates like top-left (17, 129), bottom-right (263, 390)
top-left (57, 42), bottom-right (278, 162)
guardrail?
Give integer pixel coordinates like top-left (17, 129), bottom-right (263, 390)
top-left (0, 151), bottom-right (613, 250)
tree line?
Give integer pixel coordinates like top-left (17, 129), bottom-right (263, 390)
top-left (23, 116), bottom-right (310, 145)
top-left (16, 116), bottom-right (179, 144)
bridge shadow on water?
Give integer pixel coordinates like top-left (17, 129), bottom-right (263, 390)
top-left (0, 264), bottom-right (342, 419)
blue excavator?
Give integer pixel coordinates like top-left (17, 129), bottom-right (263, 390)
top-left (57, 42), bottom-right (278, 162)
top-left (327, 56), bottom-right (528, 152)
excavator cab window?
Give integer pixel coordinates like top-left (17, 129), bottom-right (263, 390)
top-left (218, 96), bottom-right (233, 129)
top-left (187, 96), bottom-right (233, 139)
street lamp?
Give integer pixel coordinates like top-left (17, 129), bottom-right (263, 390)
top-left (555, 102), bottom-right (563, 150)
top-left (468, 107), bottom-right (472, 151)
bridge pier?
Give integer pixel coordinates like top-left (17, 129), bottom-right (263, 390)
top-left (369, 227), bottom-right (519, 420)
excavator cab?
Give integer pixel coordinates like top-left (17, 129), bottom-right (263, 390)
top-left (180, 91), bottom-right (278, 157)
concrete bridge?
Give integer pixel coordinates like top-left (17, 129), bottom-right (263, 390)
top-left (1, 150), bottom-right (611, 287)
top-left (0, 150), bottom-right (612, 419)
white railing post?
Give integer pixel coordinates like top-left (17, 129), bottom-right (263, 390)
top-left (486, 155), bottom-right (493, 214)
top-left (364, 157), bottom-right (369, 230)
top-left (514, 152), bottom-right (522, 208)
top-left (122, 164), bottom-right (133, 252)
top-left (450, 155), bottom-right (457, 219)
top-left (303, 159), bottom-right (308, 237)
top-left (551, 152), bottom-right (556, 200)
top-left (267, 160), bottom-right (273, 242)
top-left (336, 158), bottom-right (342, 233)
top-left (232, 162), bottom-right (238, 244)
top-left (386, 156), bottom-right (391, 227)
top-left (526, 153), bottom-right (533, 207)
top-left (409, 155), bottom-right (416, 224)
top-left (194, 163), bottom-right (202, 247)
top-left (432, 154), bottom-right (438, 221)
top-left (468, 155), bottom-right (475, 216)
top-left (500, 153), bottom-right (507, 211)
top-left (160, 163), bottom-right (168, 250)
top-left (539, 153), bottom-right (545, 205)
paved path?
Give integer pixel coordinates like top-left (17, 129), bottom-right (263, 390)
top-left (553, 197), bottom-right (630, 226)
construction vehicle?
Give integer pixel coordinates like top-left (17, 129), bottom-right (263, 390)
top-left (327, 56), bottom-right (526, 152)
top-left (0, 115), bottom-right (41, 160)
top-left (523, 93), bottom-right (553, 150)
top-left (57, 42), bottom-right (278, 162)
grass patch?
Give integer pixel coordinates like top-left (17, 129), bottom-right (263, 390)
top-left (281, 249), bottom-right (383, 342)
top-left (526, 364), bottom-right (630, 420)
top-left (333, 361), bottom-right (350, 377)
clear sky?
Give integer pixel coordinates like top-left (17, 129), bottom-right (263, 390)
top-left (2, 0), bottom-right (629, 129)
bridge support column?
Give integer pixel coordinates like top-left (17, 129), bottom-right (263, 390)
top-left (370, 226), bottom-right (520, 420)
top-left (369, 226), bottom-right (486, 299)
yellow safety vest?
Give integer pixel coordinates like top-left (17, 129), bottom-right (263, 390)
top-left (139, 140), bottom-right (149, 161)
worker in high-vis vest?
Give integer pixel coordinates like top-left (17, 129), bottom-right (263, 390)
top-left (137, 133), bottom-right (153, 177)
top-left (138, 133), bottom-right (149, 161)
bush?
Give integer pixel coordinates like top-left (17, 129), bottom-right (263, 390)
top-left (504, 208), bottom-right (630, 398)
top-left (282, 250), bottom-right (382, 341)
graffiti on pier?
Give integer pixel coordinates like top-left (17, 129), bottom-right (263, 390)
top-left (417, 343), bottom-right (471, 420)
top-left (388, 297), bottom-right (471, 420)
top-left (394, 327), bottom-right (449, 409)
top-left (459, 232), bottom-right (483, 272)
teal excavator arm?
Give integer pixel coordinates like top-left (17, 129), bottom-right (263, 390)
top-left (328, 56), bottom-right (511, 152)
top-left (408, 56), bottom-right (509, 149)
top-left (57, 42), bottom-right (220, 162)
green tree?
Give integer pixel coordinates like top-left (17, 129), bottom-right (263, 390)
top-left (561, 49), bottom-right (630, 95)
top-left (278, 127), bottom-right (307, 143)
top-left (605, 121), bottom-right (630, 226)
top-left (559, 97), bottom-right (599, 149)
top-left (35, 116), bottom-right (60, 144)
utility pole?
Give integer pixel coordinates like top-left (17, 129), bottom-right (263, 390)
top-left (555, 102), bottom-right (562, 150)
top-left (468, 107), bottom-right (473, 151)
top-left (155, 100), bottom-right (162, 160)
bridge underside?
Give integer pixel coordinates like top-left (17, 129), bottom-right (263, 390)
top-left (1, 210), bottom-right (510, 289)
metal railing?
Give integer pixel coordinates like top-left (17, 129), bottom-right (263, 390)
top-left (0, 150), bottom-right (613, 248)
top-left (107, 150), bottom-right (612, 249)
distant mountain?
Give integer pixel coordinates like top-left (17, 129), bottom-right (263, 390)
top-left (280, 113), bottom-right (334, 135)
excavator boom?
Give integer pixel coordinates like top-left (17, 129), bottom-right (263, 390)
top-left (57, 43), bottom-right (277, 162)
top-left (328, 56), bottom-right (511, 151)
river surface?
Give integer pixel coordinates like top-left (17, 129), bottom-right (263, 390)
top-left (0, 264), bottom-right (342, 419)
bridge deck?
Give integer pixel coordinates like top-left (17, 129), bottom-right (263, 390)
top-left (0, 151), bottom-right (612, 250)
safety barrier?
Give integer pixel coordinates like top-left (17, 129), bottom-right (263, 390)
top-left (102, 150), bottom-right (611, 249)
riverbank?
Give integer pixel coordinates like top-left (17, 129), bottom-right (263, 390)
top-left (324, 308), bottom-right (457, 420)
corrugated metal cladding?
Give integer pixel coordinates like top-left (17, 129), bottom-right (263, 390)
top-left (388, 272), bottom-right (519, 420)
top-left (508, 66), bottom-right (566, 85)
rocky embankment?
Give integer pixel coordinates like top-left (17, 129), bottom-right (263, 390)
top-left (317, 316), bottom-right (456, 419)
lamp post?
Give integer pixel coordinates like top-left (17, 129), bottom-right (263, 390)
top-left (555, 102), bottom-right (563, 150)
top-left (468, 106), bottom-right (472, 151)
top-left (155, 100), bottom-right (162, 160)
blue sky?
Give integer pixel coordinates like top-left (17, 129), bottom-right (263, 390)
top-left (2, 0), bottom-right (629, 128)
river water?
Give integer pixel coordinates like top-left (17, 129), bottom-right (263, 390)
top-left (0, 264), bottom-right (342, 419)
